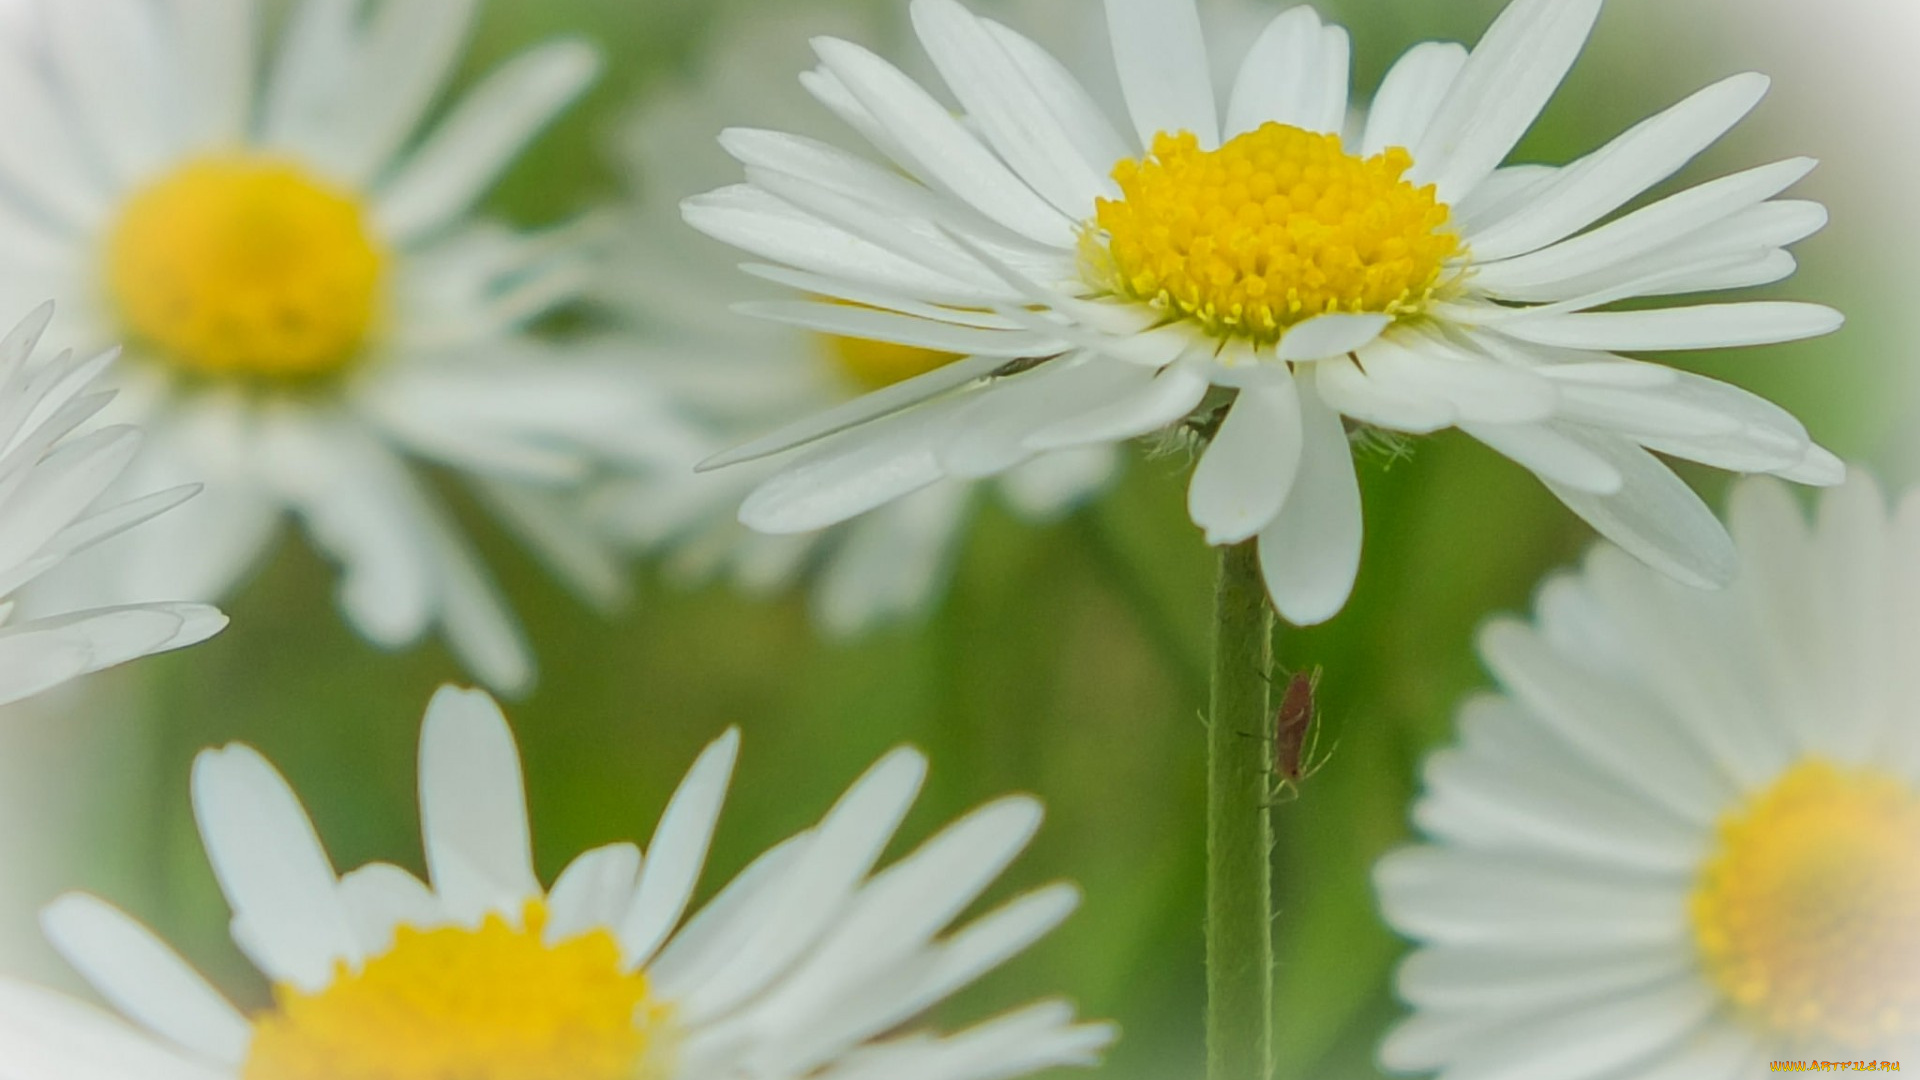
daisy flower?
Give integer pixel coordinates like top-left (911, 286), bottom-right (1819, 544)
top-left (596, 0), bottom-right (1117, 636)
top-left (684, 0), bottom-right (1843, 625)
top-left (0, 685), bottom-right (1115, 1079)
top-left (1376, 470), bottom-right (1920, 1074)
top-left (0, 304), bottom-right (225, 708)
top-left (1, 1), bottom-right (690, 694)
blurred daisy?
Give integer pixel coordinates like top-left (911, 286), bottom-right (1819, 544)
top-left (1377, 471), bottom-right (1920, 1073)
top-left (1, 685), bottom-right (1114, 1078)
top-left (0, 1), bottom-right (688, 694)
top-left (685, 0), bottom-right (1842, 625)
top-left (597, 1), bottom-right (1117, 636)
top-left (0, 305), bottom-right (225, 707)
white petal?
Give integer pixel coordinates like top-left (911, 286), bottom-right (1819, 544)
top-left (1274, 312), bottom-right (1391, 361)
top-left (40, 894), bottom-right (250, 1064)
top-left (737, 403), bottom-right (961, 534)
top-left (939, 356), bottom-right (1154, 478)
top-left (1412, 0), bottom-right (1606, 205)
top-left (191, 745), bottom-right (361, 991)
top-left (1025, 358), bottom-right (1211, 450)
top-left (1256, 383), bottom-right (1363, 625)
top-left (1375, 845), bottom-right (1687, 949)
top-left (375, 41), bottom-right (600, 242)
top-left (166, 0), bottom-right (255, 147)
top-left (1225, 8), bottom-right (1351, 138)
top-left (1477, 617), bottom-right (1734, 820)
top-left (621, 729), bottom-right (741, 966)
top-left (1463, 422), bottom-right (1625, 495)
top-left (910, 0), bottom-right (1117, 214)
top-left (545, 843), bottom-right (643, 945)
top-left (699, 352), bottom-right (1008, 471)
top-left (1361, 42), bottom-right (1468, 157)
top-left (1468, 157), bottom-right (1817, 294)
top-left (1465, 73), bottom-right (1770, 260)
top-left (336, 862), bottom-right (442, 954)
top-left (734, 301), bottom-right (1063, 358)
top-left (320, 1), bottom-right (479, 185)
top-left (980, 17), bottom-right (1133, 178)
top-left (810, 37), bottom-right (1077, 247)
top-left (1188, 377), bottom-right (1303, 545)
top-left (418, 686), bottom-right (541, 924)
top-left (812, 482), bottom-right (970, 636)
top-left (0, 977), bottom-right (223, 1080)
top-left (1312, 355), bottom-right (1455, 433)
top-left (1103, 0), bottom-right (1218, 149)
top-left (1493, 302), bottom-right (1843, 352)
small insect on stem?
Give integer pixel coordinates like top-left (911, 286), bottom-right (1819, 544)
top-left (1273, 666), bottom-right (1324, 787)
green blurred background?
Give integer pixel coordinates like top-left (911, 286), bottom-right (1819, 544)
top-left (14, 0), bottom-right (1906, 1077)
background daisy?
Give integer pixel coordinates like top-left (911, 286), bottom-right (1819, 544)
top-left (1377, 470), bottom-right (1920, 1074)
top-left (0, 305), bottom-right (224, 708)
top-left (0, 0), bottom-right (692, 694)
top-left (595, 0), bottom-right (1122, 637)
top-left (0, 684), bottom-right (1113, 1079)
top-left (684, 0), bottom-right (1841, 624)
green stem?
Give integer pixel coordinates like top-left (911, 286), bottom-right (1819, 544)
top-left (1208, 540), bottom-right (1274, 1080)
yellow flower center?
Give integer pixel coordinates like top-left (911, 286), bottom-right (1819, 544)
top-left (821, 333), bottom-right (961, 391)
top-left (1088, 124), bottom-right (1460, 344)
top-left (242, 902), bottom-right (670, 1080)
top-left (107, 155), bottom-right (385, 380)
top-left (1690, 760), bottom-right (1920, 1047)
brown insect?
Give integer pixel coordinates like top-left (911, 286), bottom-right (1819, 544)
top-left (1273, 666), bottom-right (1327, 788)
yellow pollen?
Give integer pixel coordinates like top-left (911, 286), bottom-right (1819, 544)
top-left (821, 333), bottom-right (961, 391)
top-left (1690, 760), bottom-right (1920, 1047)
top-left (107, 155), bottom-right (384, 380)
top-left (242, 902), bottom-right (670, 1080)
top-left (1087, 124), bottom-right (1460, 344)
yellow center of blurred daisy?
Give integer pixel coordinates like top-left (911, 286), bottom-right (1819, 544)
top-left (1088, 124), bottom-right (1459, 344)
top-left (242, 902), bottom-right (668, 1080)
top-left (1690, 760), bottom-right (1920, 1046)
top-left (821, 333), bottom-right (960, 390)
top-left (107, 155), bottom-right (384, 380)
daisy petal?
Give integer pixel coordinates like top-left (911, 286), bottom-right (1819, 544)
top-left (811, 37), bottom-right (1077, 246)
top-left (40, 894), bottom-right (250, 1064)
top-left (1544, 435), bottom-right (1738, 591)
top-left (0, 977), bottom-right (223, 1079)
top-left (699, 353), bottom-right (1008, 471)
top-left (1413, 0), bottom-right (1605, 204)
top-left (1466, 73), bottom-right (1771, 260)
top-left (1494, 302), bottom-right (1843, 352)
top-left (1103, 0), bottom-right (1218, 150)
top-left (910, 0), bottom-right (1117, 214)
top-left (1256, 384), bottom-right (1363, 625)
top-left (375, 40), bottom-right (600, 242)
top-left (1361, 42), bottom-right (1469, 158)
top-left (1188, 376), bottom-right (1303, 545)
top-left (419, 686), bottom-right (542, 924)
top-left (622, 729), bottom-right (741, 966)
top-left (1226, 8), bottom-right (1351, 139)
top-left (191, 745), bottom-right (361, 991)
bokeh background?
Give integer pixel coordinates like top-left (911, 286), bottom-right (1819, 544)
top-left (0, 0), bottom-right (1910, 1077)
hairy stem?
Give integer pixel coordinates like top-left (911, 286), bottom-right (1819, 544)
top-left (1207, 540), bottom-right (1274, 1080)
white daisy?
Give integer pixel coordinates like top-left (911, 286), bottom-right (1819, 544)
top-left (0, 304), bottom-right (225, 708)
top-left (0, 0), bottom-right (691, 694)
top-left (0, 684), bottom-right (1115, 1079)
top-left (596, 0), bottom-right (1117, 636)
top-left (683, 0), bottom-right (1844, 625)
top-left (1375, 470), bottom-right (1920, 1075)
